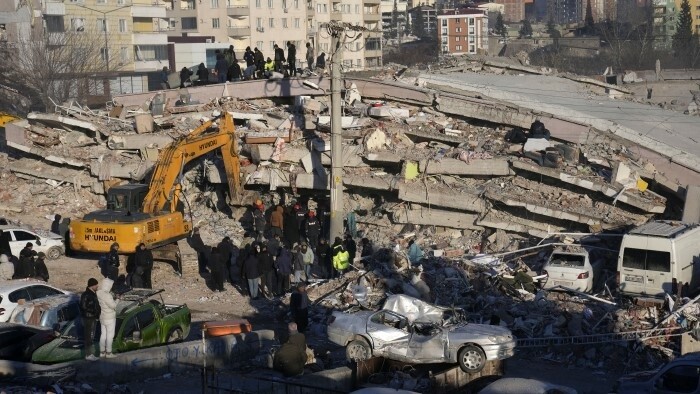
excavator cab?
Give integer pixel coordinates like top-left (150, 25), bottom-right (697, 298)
top-left (106, 184), bottom-right (149, 214)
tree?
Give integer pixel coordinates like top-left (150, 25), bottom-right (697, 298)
top-left (391, 0), bottom-right (399, 39)
top-left (673, 0), bottom-right (694, 65)
top-left (597, 1), bottom-right (655, 70)
top-left (494, 12), bottom-right (507, 38)
top-left (0, 26), bottom-right (119, 113)
top-left (413, 7), bottom-right (426, 38)
top-left (546, 17), bottom-right (559, 38)
top-left (518, 19), bottom-right (533, 38)
top-left (584, 0), bottom-right (595, 35)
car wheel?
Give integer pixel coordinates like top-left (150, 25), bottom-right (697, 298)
top-left (167, 328), bottom-right (183, 343)
top-left (346, 338), bottom-right (371, 362)
top-left (47, 246), bottom-right (62, 260)
top-left (458, 345), bottom-right (486, 373)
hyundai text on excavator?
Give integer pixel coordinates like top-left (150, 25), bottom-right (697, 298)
top-left (69, 112), bottom-right (241, 274)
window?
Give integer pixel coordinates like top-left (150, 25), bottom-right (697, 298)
top-left (355, 4), bottom-right (359, 13)
top-left (211, 0), bottom-right (219, 7)
top-left (441, 27), bottom-right (447, 35)
top-left (441, 19), bottom-right (447, 26)
top-left (270, 42), bottom-right (276, 50)
top-left (469, 27), bottom-right (474, 34)
top-left (294, 18), bottom-right (300, 28)
top-left (456, 45), bottom-right (462, 50)
top-left (119, 19), bottom-right (127, 33)
top-left (97, 18), bottom-right (108, 32)
top-left (136, 308), bottom-right (156, 328)
top-left (269, 18), bottom-right (275, 28)
top-left (9, 289), bottom-right (30, 303)
top-left (27, 286), bottom-right (62, 300)
top-left (120, 47), bottom-right (129, 63)
top-left (96, 0), bottom-right (106, 3)
top-left (469, 36), bottom-right (475, 43)
top-left (256, 17), bottom-right (262, 27)
top-left (622, 248), bottom-right (671, 272)
top-left (256, 0), bottom-right (261, 7)
top-left (268, 0), bottom-right (273, 7)
top-left (101, 47), bottom-right (109, 62)
top-left (442, 45), bottom-right (448, 52)
top-left (117, 0), bottom-right (125, 4)
top-left (456, 18), bottom-right (460, 24)
top-left (282, 18), bottom-right (288, 28)
top-left (45, 16), bottom-right (65, 33)
top-left (58, 304), bottom-right (80, 324)
top-left (213, 18), bottom-right (220, 28)
top-left (356, 59), bottom-right (362, 67)
top-left (658, 365), bottom-right (700, 392)
top-left (181, 17), bottom-right (197, 29)
top-left (13, 231), bottom-right (36, 242)
top-left (256, 40), bottom-right (263, 49)
top-left (294, 0), bottom-right (299, 8)
top-left (455, 36), bottom-right (460, 41)
top-left (469, 44), bottom-right (475, 52)
top-left (468, 18), bottom-right (474, 25)
top-left (134, 45), bottom-right (168, 61)
top-left (120, 316), bottom-right (138, 338)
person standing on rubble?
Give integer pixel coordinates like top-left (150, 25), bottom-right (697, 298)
top-left (189, 228), bottom-right (209, 275)
top-left (275, 245), bottom-right (293, 294)
top-left (316, 238), bottom-right (332, 279)
top-left (286, 41), bottom-right (297, 77)
top-left (34, 252), bottom-right (49, 282)
top-left (252, 200), bottom-right (267, 241)
top-left (0, 254), bottom-right (13, 280)
top-left (304, 211), bottom-right (321, 252)
top-left (360, 238), bottom-right (374, 260)
top-left (300, 243), bottom-right (315, 281)
top-left (270, 205), bottom-right (284, 239)
top-left (292, 243), bottom-right (305, 286)
top-left (332, 238), bottom-right (350, 278)
top-left (225, 45), bottom-right (237, 67)
top-left (345, 234), bottom-right (357, 265)
top-left (254, 47), bottom-right (265, 79)
top-left (283, 206), bottom-right (300, 248)
top-left (242, 243), bottom-right (261, 300)
top-left (305, 42), bottom-right (314, 71)
top-left (50, 214), bottom-right (61, 235)
top-left (215, 51), bottom-right (228, 83)
top-left (244, 46), bottom-right (255, 68)
top-left (217, 236), bottom-right (235, 283)
top-left (179, 66), bottom-right (192, 88)
top-left (263, 57), bottom-right (275, 78)
top-left (59, 217), bottom-right (72, 257)
top-left (407, 240), bottom-right (424, 265)
top-left (133, 243), bottom-right (154, 289)
top-left (290, 283), bottom-right (310, 333)
top-left (102, 242), bottom-right (120, 281)
top-left (273, 44), bottom-right (285, 73)
top-left (80, 278), bottom-right (100, 361)
top-left (267, 233), bottom-right (282, 260)
top-left (260, 244), bottom-right (277, 298)
top-left (160, 66), bottom-right (170, 90)
top-left (316, 52), bottom-right (326, 71)
top-left (209, 246), bottom-right (227, 292)
top-left (196, 63), bottom-right (209, 85)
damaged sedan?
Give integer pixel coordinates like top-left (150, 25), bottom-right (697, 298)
top-left (327, 294), bottom-right (516, 373)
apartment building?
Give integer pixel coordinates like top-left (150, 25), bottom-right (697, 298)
top-left (437, 8), bottom-right (488, 55)
top-left (381, 0), bottom-right (408, 38)
top-left (675, 0), bottom-right (700, 33)
top-left (493, 0), bottom-right (526, 22)
top-left (407, 5), bottom-right (438, 37)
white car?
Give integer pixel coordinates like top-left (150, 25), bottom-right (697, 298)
top-left (0, 225), bottom-right (65, 260)
top-left (0, 280), bottom-right (71, 322)
top-left (542, 246), bottom-right (600, 293)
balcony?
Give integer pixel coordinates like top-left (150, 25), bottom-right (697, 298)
top-left (364, 13), bottom-right (381, 22)
top-left (331, 10), bottom-right (342, 20)
top-left (307, 5), bottom-right (315, 16)
top-left (364, 0), bottom-right (380, 4)
top-left (133, 31), bottom-right (168, 45)
top-left (227, 25), bottom-right (250, 36)
top-left (132, 5), bottom-right (167, 18)
top-left (227, 5), bottom-right (250, 16)
top-left (43, 1), bottom-right (65, 16)
top-left (307, 27), bottom-right (317, 36)
top-left (364, 30), bottom-right (382, 38)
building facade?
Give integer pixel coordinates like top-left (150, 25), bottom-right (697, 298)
top-left (408, 5), bottom-right (438, 37)
top-left (493, 0), bottom-right (526, 22)
top-left (437, 8), bottom-right (488, 55)
top-left (381, 0), bottom-right (408, 38)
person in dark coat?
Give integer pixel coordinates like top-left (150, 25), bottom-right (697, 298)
top-left (102, 242), bottom-right (120, 281)
top-left (60, 218), bottom-right (72, 257)
top-left (316, 238), bottom-right (332, 279)
top-left (244, 46), bottom-right (255, 67)
top-left (80, 278), bottom-right (100, 361)
top-left (273, 44), bottom-right (285, 73)
top-left (15, 243), bottom-right (37, 279)
top-left (292, 244), bottom-right (304, 286)
top-left (215, 51), bottom-right (228, 83)
top-left (133, 243), bottom-right (154, 289)
top-left (304, 210), bottom-right (321, 252)
top-left (179, 66), bottom-right (192, 88)
top-left (316, 52), bottom-right (326, 70)
top-left (241, 245), bottom-right (261, 299)
top-left (273, 322), bottom-right (307, 376)
top-left (254, 47), bottom-right (265, 79)
top-left (286, 42), bottom-right (297, 77)
top-left (196, 63), bottom-right (209, 85)
top-left (217, 237), bottom-right (234, 281)
top-left (209, 247), bottom-right (227, 292)
top-left (345, 234), bottom-right (357, 264)
top-left (275, 246), bottom-right (293, 294)
top-left (50, 214), bottom-right (61, 235)
top-left (360, 238), bottom-right (374, 259)
top-left (34, 252), bottom-right (49, 282)
top-left (252, 201), bottom-right (266, 241)
top-left (267, 233), bottom-right (281, 260)
top-left (258, 244), bottom-right (275, 298)
top-left (290, 283), bottom-right (310, 333)
top-left (189, 228), bottom-right (208, 274)
top-left (293, 204), bottom-right (306, 235)
top-left (227, 61), bottom-right (242, 81)
top-left (283, 206), bottom-right (300, 247)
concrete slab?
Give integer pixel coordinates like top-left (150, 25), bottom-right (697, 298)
top-left (10, 158), bottom-right (89, 185)
top-left (344, 174), bottom-right (399, 191)
top-left (683, 185), bottom-right (700, 223)
top-left (392, 205), bottom-right (481, 230)
top-left (107, 134), bottom-right (174, 150)
top-left (419, 158), bottom-right (511, 176)
top-left (7, 141), bottom-right (86, 168)
top-left (477, 210), bottom-right (567, 238)
top-left (397, 182), bottom-right (485, 213)
top-left (365, 152), bottom-right (403, 163)
top-left (368, 106), bottom-right (410, 118)
top-left (27, 112), bottom-right (105, 138)
top-left (247, 169), bottom-right (329, 190)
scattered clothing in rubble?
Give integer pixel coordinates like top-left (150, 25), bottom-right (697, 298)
top-left (0, 254), bottom-right (14, 280)
top-left (346, 212), bottom-right (357, 238)
top-left (290, 283), bottom-right (310, 333)
top-left (408, 240), bottom-right (424, 265)
top-left (529, 120), bottom-right (551, 140)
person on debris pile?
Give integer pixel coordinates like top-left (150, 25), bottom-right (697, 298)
top-left (267, 233), bottom-right (282, 260)
top-left (0, 254), bottom-right (14, 280)
top-left (407, 240), bottom-right (424, 265)
top-left (316, 52), bottom-right (326, 71)
top-left (316, 238), bottom-right (332, 279)
top-left (305, 42), bottom-right (314, 71)
top-left (228, 60), bottom-right (242, 82)
top-left (345, 234), bottom-right (357, 264)
top-left (286, 41), bottom-right (297, 77)
top-left (290, 283), bottom-right (310, 333)
top-left (273, 322), bottom-right (307, 377)
top-left (275, 245), bottom-right (293, 295)
top-left (252, 200), bottom-right (266, 241)
top-left (292, 243), bottom-right (305, 286)
top-left (282, 206), bottom-right (300, 248)
top-left (179, 66), bottom-right (193, 89)
top-left (97, 277), bottom-right (118, 359)
top-left (263, 57), bottom-right (275, 78)
top-left (215, 51), bottom-right (228, 83)
top-left (217, 236), bottom-right (235, 282)
top-left (360, 238), bottom-right (374, 260)
top-left (196, 63), bottom-right (209, 86)
top-left (189, 228), bottom-right (209, 275)
top-left (50, 214), bottom-right (61, 235)
top-left (225, 45), bottom-right (237, 67)
top-left (332, 238), bottom-right (350, 278)
top-left (59, 217), bottom-right (72, 257)
top-left (270, 205), bottom-right (284, 239)
top-left (244, 46), bottom-right (255, 68)
top-left (300, 243), bottom-right (315, 281)
top-left (209, 246), bottom-right (227, 292)
top-left (258, 243), bottom-right (275, 299)
top-left (15, 242), bottom-right (36, 279)
top-left (304, 211), bottom-right (321, 252)
top-left (254, 47), bottom-right (265, 78)
top-left (242, 243), bottom-right (261, 300)
top-left (80, 278), bottom-right (101, 361)
top-left (34, 252), bottom-right (49, 282)
top-left (273, 44), bottom-right (285, 73)
top-left (160, 66), bottom-right (170, 90)
top-left (133, 243), bottom-right (154, 289)
top-left (293, 204), bottom-right (306, 235)
top-left (102, 242), bottom-right (120, 281)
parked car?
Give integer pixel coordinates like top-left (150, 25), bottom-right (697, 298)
top-left (612, 353), bottom-right (700, 393)
top-left (0, 322), bottom-right (56, 362)
top-left (478, 378), bottom-right (577, 394)
top-left (0, 280), bottom-right (71, 322)
top-left (32, 289), bottom-right (191, 363)
top-left (9, 294), bottom-right (80, 329)
top-left (0, 225), bottom-right (65, 260)
top-left (327, 294), bottom-right (516, 373)
top-left (542, 245), bottom-right (602, 293)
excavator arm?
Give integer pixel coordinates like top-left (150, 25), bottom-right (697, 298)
top-left (142, 112), bottom-right (240, 214)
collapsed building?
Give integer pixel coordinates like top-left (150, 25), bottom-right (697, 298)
top-left (1, 56), bottom-right (700, 386)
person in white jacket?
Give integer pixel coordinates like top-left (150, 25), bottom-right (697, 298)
top-left (0, 254), bottom-right (14, 280)
top-left (96, 277), bottom-right (119, 358)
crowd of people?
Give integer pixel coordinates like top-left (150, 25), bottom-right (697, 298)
top-left (0, 242), bottom-right (49, 282)
top-left (160, 42), bottom-right (327, 89)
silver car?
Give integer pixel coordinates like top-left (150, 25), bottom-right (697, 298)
top-left (613, 353), bottom-right (700, 393)
top-left (327, 294), bottom-right (516, 373)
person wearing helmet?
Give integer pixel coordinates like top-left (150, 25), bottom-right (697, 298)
top-left (304, 210), bottom-right (320, 251)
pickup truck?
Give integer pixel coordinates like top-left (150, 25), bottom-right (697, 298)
top-left (31, 289), bottom-right (191, 363)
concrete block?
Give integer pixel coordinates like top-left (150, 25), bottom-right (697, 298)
top-left (364, 129), bottom-right (387, 151)
top-left (398, 183), bottom-right (485, 213)
top-left (228, 111), bottom-right (264, 121)
top-left (683, 185), bottom-right (700, 223)
top-left (419, 158), bottom-right (511, 176)
top-left (107, 134), bottom-right (174, 150)
top-left (134, 113), bottom-right (154, 134)
top-left (367, 106), bottom-right (410, 118)
top-left (392, 205), bottom-right (481, 230)
top-left (303, 98), bottom-right (323, 113)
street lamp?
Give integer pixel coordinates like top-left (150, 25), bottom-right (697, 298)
top-left (75, 4), bottom-right (130, 71)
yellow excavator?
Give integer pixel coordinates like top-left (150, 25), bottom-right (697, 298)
top-left (69, 111), bottom-right (241, 274)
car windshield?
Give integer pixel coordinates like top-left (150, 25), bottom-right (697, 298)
top-left (549, 254), bottom-right (585, 267)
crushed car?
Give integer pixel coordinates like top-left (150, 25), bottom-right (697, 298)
top-left (327, 294), bottom-right (516, 373)
top-left (612, 353), bottom-right (700, 393)
top-left (541, 245), bottom-right (602, 293)
top-left (9, 294), bottom-right (80, 329)
top-left (0, 322), bottom-right (56, 362)
top-left (31, 289), bottom-right (191, 363)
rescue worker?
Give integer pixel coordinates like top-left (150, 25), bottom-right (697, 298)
top-left (316, 238), bottom-right (332, 279)
top-left (273, 322), bottom-right (307, 376)
top-left (345, 234), bottom-right (357, 264)
top-left (34, 252), bottom-right (49, 282)
top-left (304, 210), bottom-right (320, 252)
top-left (300, 243), bottom-right (314, 281)
top-left (80, 278), bottom-right (101, 361)
top-left (292, 243), bottom-right (304, 286)
top-left (332, 237), bottom-right (350, 278)
top-left (252, 200), bottom-right (266, 241)
top-left (270, 205), bottom-right (284, 239)
top-left (263, 57), bottom-right (275, 78)
top-left (290, 283), bottom-right (310, 333)
top-left (50, 214), bottom-right (61, 235)
top-left (360, 238), bottom-right (374, 259)
top-left (273, 44), bottom-right (285, 73)
top-left (189, 228), bottom-right (208, 275)
top-left (286, 41), bottom-right (297, 77)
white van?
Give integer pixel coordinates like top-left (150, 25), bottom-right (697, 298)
top-left (617, 221), bottom-right (700, 297)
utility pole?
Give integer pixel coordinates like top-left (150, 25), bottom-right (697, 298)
top-left (329, 30), bottom-right (344, 243)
